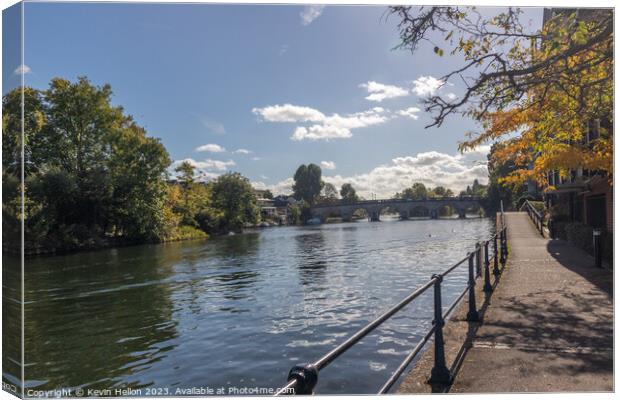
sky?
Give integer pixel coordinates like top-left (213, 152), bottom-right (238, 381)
top-left (5, 3), bottom-right (543, 198)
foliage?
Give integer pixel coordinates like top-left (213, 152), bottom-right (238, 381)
top-left (339, 183), bottom-right (359, 204)
top-left (210, 172), bottom-right (259, 232)
top-left (551, 221), bottom-right (612, 263)
top-left (398, 182), bottom-right (428, 200)
top-left (165, 225), bottom-right (209, 242)
top-left (486, 142), bottom-right (528, 210)
top-left (320, 182), bottom-right (339, 203)
top-left (390, 7), bottom-right (613, 191)
top-left (389, 7), bottom-right (612, 129)
top-left (292, 164), bottom-right (324, 204)
top-left (288, 205), bottom-right (301, 225)
top-left (2, 77), bottom-right (260, 253)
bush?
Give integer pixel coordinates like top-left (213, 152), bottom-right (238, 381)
top-left (551, 221), bottom-right (612, 263)
top-left (165, 225), bottom-right (209, 242)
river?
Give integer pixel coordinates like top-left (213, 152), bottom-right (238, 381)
top-left (4, 217), bottom-right (494, 395)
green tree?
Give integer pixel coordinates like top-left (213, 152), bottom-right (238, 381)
top-left (401, 182), bottom-right (428, 200)
top-left (486, 141), bottom-right (527, 210)
top-left (321, 182), bottom-right (339, 203)
top-left (340, 183), bottom-right (359, 204)
top-left (210, 172), bottom-right (259, 232)
top-left (2, 77), bottom-right (175, 250)
top-left (292, 164), bottom-right (324, 204)
top-left (2, 87), bottom-right (46, 176)
top-left (107, 123), bottom-right (171, 240)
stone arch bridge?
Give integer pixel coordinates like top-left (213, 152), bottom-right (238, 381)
top-left (310, 197), bottom-right (484, 222)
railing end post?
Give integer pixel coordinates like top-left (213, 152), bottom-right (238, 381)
top-left (287, 364), bottom-right (318, 395)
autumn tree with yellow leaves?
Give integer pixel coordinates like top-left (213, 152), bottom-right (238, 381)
top-left (390, 7), bottom-right (613, 189)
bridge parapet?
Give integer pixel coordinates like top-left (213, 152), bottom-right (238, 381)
top-left (310, 197), bottom-right (483, 222)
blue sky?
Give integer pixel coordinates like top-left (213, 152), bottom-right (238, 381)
top-left (6, 3), bottom-right (543, 197)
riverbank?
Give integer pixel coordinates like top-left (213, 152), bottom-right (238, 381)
top-left (3, 226), bottom-right (210, 258)
top-left (398, 211), bottom-right (613, 393)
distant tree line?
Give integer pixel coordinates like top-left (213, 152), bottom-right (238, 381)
top-left (2, 77), bottom-right (258, 254)
top-left (290, 162), bottom-right (492, 222)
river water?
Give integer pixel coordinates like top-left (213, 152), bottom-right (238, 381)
top-left (4, 217), bottom-right (494, 395)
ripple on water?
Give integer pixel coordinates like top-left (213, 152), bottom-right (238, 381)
top-left (14, 218), bottom-right (494, 393)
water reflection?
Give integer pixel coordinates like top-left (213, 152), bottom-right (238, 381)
top-left (3, 255), bottom-right (22, 392)
top-left (22, 245), bottom-right (180, 390)
top-left (294, 231), bottom-right (328, 286)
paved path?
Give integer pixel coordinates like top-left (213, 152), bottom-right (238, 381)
top-left (399, 211), bottom-right (613, 393)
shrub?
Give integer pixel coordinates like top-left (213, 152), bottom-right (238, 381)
top-left (551, 221), bottom-right (612, 263)
top-left (165, 225), bottom-right (209, 242)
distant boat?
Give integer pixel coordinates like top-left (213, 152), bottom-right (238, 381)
top-left (306, 217), bottom-right (322, 225)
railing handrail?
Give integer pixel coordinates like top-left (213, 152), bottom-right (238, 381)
top-left (520, 199), bottom-right (545, 236)
top-left (276, 217), bottom-right (509, 395)
top-left (520, 199), bottom-right (542, 219)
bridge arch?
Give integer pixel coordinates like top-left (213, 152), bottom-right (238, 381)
top-left (308, 197), bottom-right (484, 224)
top-left (407, 205), bottom-right (432, 219)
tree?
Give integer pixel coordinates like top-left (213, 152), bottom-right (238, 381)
top-left (486, 142), bottom-right (527, 210)
top-left (321, 182), bottom-right (339, 203)
top-left (210, 172), bottom-right (259, 232)
top-left (2, 87), bottom-right (46, 176)
top-left (339, 183), bottom-right (359, 204)
top-left (175, 161), bottom-right (196, 186)
top-left (389, 8), bottom-right (613, 187)
top-left (292, 164), bottom-right (324, 204)
top-left (107, 122), bottom-right (171, 240)
top-left (389, 7), bottom-right (612, 128)
top-left (429, 186), bottom-right (452, 198)
top-left (2, 78), bottom-right (175, 249)
top-left (400, 182), bottom-right (428, 200)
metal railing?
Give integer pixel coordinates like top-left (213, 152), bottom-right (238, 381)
top-left (275, 218), bottom-right (509, 395)
top-left (520, 200), bottom-right (545, 236)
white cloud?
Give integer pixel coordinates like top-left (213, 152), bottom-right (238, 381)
top-left (254, 103), bottom-right (391, 141)
top-left (279, 44), bottom-right (289, 55)
top-left (252, 177), bottom-right (295, 195)
top-left (412, 76), bottom-right (445, 97)
top-left (461, 144), bottom-right (492, 156)
top-left (320, 161), bottom-right (336, 170)
top-left (292, 125), bottom-right (352, 141)
top-left (446, 92), bottom-right (457, 101)
top-left (13, 64), bottom-right (31, 75)
top-left (195, 143), bottom-right (225, 153)
top-left (252, 156), bottom-right (261, 161)
top-left (234, 148), bottom-right (252, 154)
top-left (397, 107), bottom-right (421, 120)
top-left (300, 5), bottom-right (325, 26)
top-left (170, 158), bottom-right (236, 181)
top-left (252, 104), bottom-right (325, 123)
top-left (256, 150), bottom-right (488, 197)
top-left (360, 81), bottom-right (409, 102)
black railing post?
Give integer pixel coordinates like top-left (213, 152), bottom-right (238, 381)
top-left (475, 242), bottom-right (481, 277)
top-left (483, 241), bottom-right (492, 293)
top-left (499, 228), bottom-right (506, 266)
top-left (428, 274), bottom-right (452, 385)
top-left (492, 235), bottom-right (500, 276)
top-left (502, 227), bottom-right (508, 264)
top-left (287, 364), bottom-right (318, 394)
top-left (466, 252), bottom-right (480, 322)
top-left (593, 229), bottom-right (603, 268)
